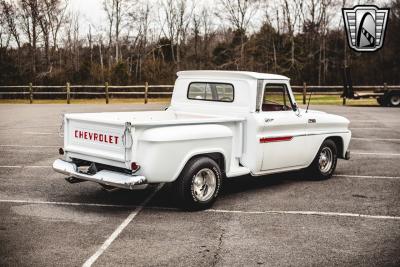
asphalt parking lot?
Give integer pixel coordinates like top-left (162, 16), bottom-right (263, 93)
top-left (0, 104), bottom-right (399, 266)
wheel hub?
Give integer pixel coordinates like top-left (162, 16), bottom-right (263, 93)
top-left (192, 168), bottom-right (217, 202)
top-left (318, 147), bottom-right (333, 174)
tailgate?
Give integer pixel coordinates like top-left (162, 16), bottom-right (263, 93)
top-left (63, 115), bottom-right (133, 168)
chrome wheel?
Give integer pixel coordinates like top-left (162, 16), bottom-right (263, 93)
top-left (318, 147), bottom-right (333, 174)
top-left (390, 95), bottom-right (400, 106)
top-left (192, 168), bottom-right (217, 202)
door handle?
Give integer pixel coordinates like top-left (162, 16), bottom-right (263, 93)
top-left (308, 119), bottom-right (316, 123)
top-left (265, 118), bottom-right (274, 123)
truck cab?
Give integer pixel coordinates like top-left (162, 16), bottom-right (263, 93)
top-left (54, 71), bottom-right (351, 210)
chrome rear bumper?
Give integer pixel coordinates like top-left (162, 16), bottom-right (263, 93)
top-left (53, 159), bottom-right (147, 190)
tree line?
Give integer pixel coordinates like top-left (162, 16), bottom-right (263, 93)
top-left (0, 0), bottom-right (399, 86)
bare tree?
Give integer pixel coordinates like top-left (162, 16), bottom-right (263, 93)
top-left (1, 1), bottom-right (21, 49)
top-left (0, 9), bottom-right (11, 49)
top-left (98, 34), bottom-right (105, 82)
top-left (19, 0), bottom-right (40, 78)
top-left (160, 0), bottom-right (193, 70)
top-left (200, 7), bottom-right (213, 63)
top-left (131, 1), bottom-right (151, 81)
top-left (281, 0), bottom-right (303, 69)
top-left (103, 0), bottom-right (129, 64)
top-left (218, 0), bottom-right (259, 68)
top-left (45, 0), bottom-right (68, 64)
top-left (87, 24), bottom-right (93, 65)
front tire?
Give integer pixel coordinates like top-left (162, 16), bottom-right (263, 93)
top-left (307, 139), bottom-right (338, 180)
top-left (174, 157), bottom-right (222, 210)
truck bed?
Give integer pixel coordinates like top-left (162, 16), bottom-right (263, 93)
top-left (65, 110), bottom-right (243, 126)
top-left (63, 110), bottom-right (244, 171)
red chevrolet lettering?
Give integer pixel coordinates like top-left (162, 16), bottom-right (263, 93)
top-left (73, 130), bottom-right (119, 145)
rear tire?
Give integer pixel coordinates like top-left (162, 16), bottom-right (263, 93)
top-left (174, 157), bottom-right (222, 210)
top-left (307, 139), bottom-right (338, 180)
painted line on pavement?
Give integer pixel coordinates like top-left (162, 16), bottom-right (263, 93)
top-left (23, 132), bottom-right (58, 135)
top-left (82, 183), bottom-right (164, 267)
top-left (350, 120), bottom-right (377, 122)
top-left (0, 144), bottom-right (59, 148)
top-left (352, 137), bottom-right (400, 142)
top-left (0, 199), bottom-right (178, 211)
top-left (0, 165), bottom-right (52, 168)
top-left (1, 198), bottom-right (399, 221)
top-left (0, 166), bottom-right (23, 168)
top-left (334, 174), bottom-right (400, 179)
top-left (205, 209), bottom-right (400, 220)
top-left (0, 199), bottom-right (136, 208)
top-left (352, 152), bottom-right (400, 157)
top-left (350, 127), bottom-right (390, 130)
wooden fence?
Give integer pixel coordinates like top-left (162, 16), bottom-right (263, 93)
top-left (0, 82), bottom-right (397, 105)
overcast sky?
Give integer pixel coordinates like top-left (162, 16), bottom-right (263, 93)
top-left (67, 0), bottom-right (392, 37)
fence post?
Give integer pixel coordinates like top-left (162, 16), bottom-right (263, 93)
top-left (302, 82), bottom-right (307, 104)
top-left (29, 82), bottom-right (33, 104)
top-left (383, 82), bottom-right (387, 92)
top-left (66, 82), bottom-right (70, 104)
top-left (144, 81), bottom-right (149, 104)
top-left (105, 82), bottom-right (109, 104)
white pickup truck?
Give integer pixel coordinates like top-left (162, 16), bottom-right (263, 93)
top-left (53, 71), bottom-right (351, 210)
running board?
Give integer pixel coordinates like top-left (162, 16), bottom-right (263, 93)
top-left (226, 166), bottom-right (250, 177)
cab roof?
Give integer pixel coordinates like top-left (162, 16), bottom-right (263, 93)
top-left (177, 70), bottom-right (289, 80)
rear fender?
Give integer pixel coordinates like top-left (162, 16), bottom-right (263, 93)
top-left (172, 149), bottom-right (229, 182)
top-left (137, 124), bottom-right (233, 183)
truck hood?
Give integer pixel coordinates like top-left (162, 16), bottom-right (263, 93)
top-left (299, 109), bottom-right (326, 114)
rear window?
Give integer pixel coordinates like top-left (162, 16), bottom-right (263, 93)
top-left (187, 82), bottom-right (234, 102)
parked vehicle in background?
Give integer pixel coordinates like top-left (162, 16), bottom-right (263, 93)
top-left (342, 67), bottom-right (400, 107)
top-left (53, 71), bottom-right (352, 210)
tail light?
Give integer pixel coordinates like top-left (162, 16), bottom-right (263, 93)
top-left (131, 162), bottom-right (140, 172)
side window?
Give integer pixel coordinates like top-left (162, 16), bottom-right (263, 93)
top-left (262, 84), bottom-right (293, 111)
top-left (188, 82), bottom-right (234, 102)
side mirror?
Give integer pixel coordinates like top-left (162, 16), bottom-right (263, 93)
top-left (293, 103), bottom-right (298, 111)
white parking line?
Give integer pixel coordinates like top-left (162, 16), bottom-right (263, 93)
top-left (0, 144), bottom-right (59, 148)
top-left (23, 132), bottom-right (57, 135)
top-left (0, 165), bottom-right (23, 168)
top-left (350, 120), bottom-right (377, 122)
top-left (350, 127), bottom-right (390, 130)
top-left (1, 198), bottom-right (399, 221)
top-left (206, 209), bottom-right (400, 220)
top-left (82, 183), bottom-right (164, 267)
top-left (352, 137), bottom-right (400, 142)
top-left (334, 174), bottom-right (400, 179)
top-left (0, 165), bottom-right (52, 168)
top-left (352, 152), bottom-right (400, 157)
top-left (0, 199), bottom-right (136, 208)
